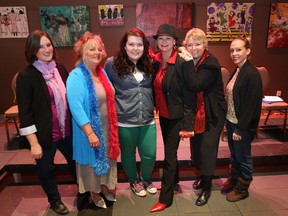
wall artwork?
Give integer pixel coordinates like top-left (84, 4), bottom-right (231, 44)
top-left (40, 5), bottom-right (90, 47)
top-left (98, 4), bottom-right (124, 27)
top-left (267, 3), bottom-right (288, 48)
top-left (136, 3), bottom-right (194, 51)
top-left (206, 2), bottom-right (255, 42)
top-left (0, 6), bottom-right (29, 38)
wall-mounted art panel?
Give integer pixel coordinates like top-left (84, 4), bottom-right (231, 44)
top-left (267, 3), bottom-right (288, 48)
top-left (206, 2), bottom-right (255, 42)
top-left (136, 2), bottom-right (194, 51)
top-left (98, 4), bottom-right (124, 27)
top-left (0, 6), bottom-right (29, 38)
top-left (40, 5), bottom-right (90, 47)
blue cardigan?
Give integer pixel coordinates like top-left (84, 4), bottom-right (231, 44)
top-left (67, 63), bottom-right (109, 169)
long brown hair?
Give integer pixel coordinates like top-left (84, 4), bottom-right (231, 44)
top-left (113, 27), bottom-right (154, 77)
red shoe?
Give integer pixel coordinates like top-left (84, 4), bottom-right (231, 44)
top-left (150, 202), bottom-right (167, 212)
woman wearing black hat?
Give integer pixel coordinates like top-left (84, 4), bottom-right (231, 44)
top-left (150, 24), bottom-right (195, 212)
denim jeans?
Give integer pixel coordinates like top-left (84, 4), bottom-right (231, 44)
top-left (226, 121), bottom-right (253, 180)
top-left (35, 135), bottom-right (75, 204)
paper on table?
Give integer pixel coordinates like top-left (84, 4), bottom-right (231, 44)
top-left (262, 96), bottom-right (284, 103)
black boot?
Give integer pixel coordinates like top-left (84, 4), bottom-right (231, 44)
top-left (77, 191), bottom-right (90, 211)
top-left (195, 175), bottom-right (212, 206)
top-left (193, 176), bottom-right (202, 190)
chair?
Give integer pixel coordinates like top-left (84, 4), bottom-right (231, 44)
top-left (220, 66), bottom-right (231, 141)
top-left (257, 66), bottom-right (288, 135)
top-left (257, 66), bottom-right (270, 95)
top-left (4, 72), bottom-right (19, 144)
top-left (221, 66), bottom-right (231, 93)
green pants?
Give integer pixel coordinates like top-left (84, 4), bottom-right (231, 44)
top-left (118, 124), bottom-right (156, 182)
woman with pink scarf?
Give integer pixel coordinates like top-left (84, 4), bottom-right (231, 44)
top-left (16, 30), bottom-right (75, 215)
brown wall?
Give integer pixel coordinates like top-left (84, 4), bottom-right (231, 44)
top-left (1, 0), bottom-right (287, 113)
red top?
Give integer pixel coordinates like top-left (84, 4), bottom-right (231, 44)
top-left (153, 50), bottom-right (177, 118)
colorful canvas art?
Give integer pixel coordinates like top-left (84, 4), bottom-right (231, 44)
top-left (40, 5), bottom-right (90, 47)
top-left (206, 2), bottom-right (255, 42)
top-left (0, 6), bottom-right (29, 38)
top-left (98, 4), bottom-right (124, 26)
top-left (267, 3), bottom-right (288, 48)
top-left (136, 3), bottom-right (194, 51)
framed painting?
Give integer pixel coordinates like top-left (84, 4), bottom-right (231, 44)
top-left (206, 2), bottom-right (255, 42)
top-left (98, 4), bottom-right (124, 27)
top-left (40, 5), bottom-right (90, 47)
top-left (267, 3), bottom-right (288, 48)
top-left (136, 2), bottom-right (194, 51)
top-left (0, 6), bottom-right (29, 38)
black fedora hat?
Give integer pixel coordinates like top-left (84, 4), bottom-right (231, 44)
top-left (153, 24), bottom-right (178, 40)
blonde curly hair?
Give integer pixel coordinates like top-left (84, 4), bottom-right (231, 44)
top-left (73, 32), bottom-right (107, 66)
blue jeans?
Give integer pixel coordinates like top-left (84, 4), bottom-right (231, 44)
top-left (226, 121), bottom-right (253, 180)
top-left (35, 136), bottom-right (75, 204)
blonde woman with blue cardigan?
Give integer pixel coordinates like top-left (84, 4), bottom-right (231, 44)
top-left (67, 32), bottom-right (120, 210)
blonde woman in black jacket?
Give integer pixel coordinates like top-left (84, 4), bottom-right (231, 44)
top-left (180, 28), bottom-right (227, 206)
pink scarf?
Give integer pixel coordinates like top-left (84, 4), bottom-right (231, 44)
top-left (33, 60), bottom-right (67, 137)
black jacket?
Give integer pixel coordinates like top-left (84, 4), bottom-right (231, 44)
top-left (16, 63), bottom-right (69, 149)
top-left (230, 60), bottom-right (262, 135)
top-left (153, 55), bottom-right (195, 131)
top-left (182, 52), bottom-right (227, 123)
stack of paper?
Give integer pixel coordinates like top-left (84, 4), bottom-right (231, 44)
top-left (262, 96), bottom-right (284, 104)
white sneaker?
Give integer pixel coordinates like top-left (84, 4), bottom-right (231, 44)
top-left (142, 180), bottom-right (157, 194)
top-left (130, 181), bottom-right (147, 197)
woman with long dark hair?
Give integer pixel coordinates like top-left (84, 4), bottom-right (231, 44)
top-left (104, 28), bottom-right (157, 197)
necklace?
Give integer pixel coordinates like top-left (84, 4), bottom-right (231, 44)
top-left (92, 73), bottom-right (100, 83)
